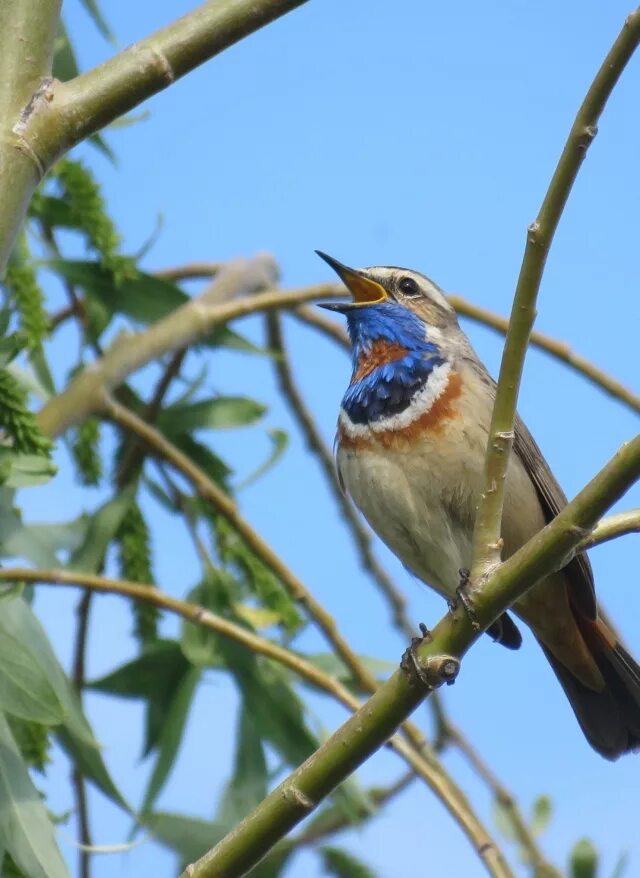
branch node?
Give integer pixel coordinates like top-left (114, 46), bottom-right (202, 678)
top-left (526, 220), bottom-right (541, 243)
top-left (146, 45), bottom-right (176, 84)
top-left (401, 649), bottom-right (460, 691)
top-left (282, 785), bottom-right (315, 812)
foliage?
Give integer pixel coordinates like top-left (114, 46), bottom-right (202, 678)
top-left (0, 5), bottom-right (635, 878)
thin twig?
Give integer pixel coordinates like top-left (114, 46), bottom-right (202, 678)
top-left (432, 699), bottom-right (561, 878)
top-left (116, 347), bottom-right (187, 488)
top-left (71, 591), bottom-right (92, 878)
top-left (154, 262), bottom-right (223, 281)
top-left (580, 508), bottom-right (640, 549)
top-left (470, 10), bottom-right (640, 585)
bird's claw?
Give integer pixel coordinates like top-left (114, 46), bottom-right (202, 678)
top-left (450, 568), bottom-right (481, 631)
top-left (401, 623), bottom-right (459, 689)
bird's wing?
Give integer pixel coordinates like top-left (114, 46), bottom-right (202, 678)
top-left (513, 412), bottom-right (597, 619)
top-left (463, 353), bottom-right (596, 619)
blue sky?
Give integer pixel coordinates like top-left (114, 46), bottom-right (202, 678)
top-left (25, 1), bottom-right (640, 876)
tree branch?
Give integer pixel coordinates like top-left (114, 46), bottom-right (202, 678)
top-left (0, 564), bottom-right (511, 877)
top-left (0, 0), bottom-right (61, 276)
top-left (0, 0), bottom-right (309, 274)
top-left (37, 255), bottom-right (280, 437)
top-left (446, 295), bottom-right (640, 415)
top-left (470, 9), bottom-right (640, 582)
top-left (267, 310), bottom-right (565, 875)
top-left (180, 433), bottom-right (640, 878)
top-left (100, 393), bottom-right (515, 878)
top-left (579, 508), bottom-right (640, 550)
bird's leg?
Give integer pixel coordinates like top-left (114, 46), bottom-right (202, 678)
top-left (450, 568), bottom-right (481, 632)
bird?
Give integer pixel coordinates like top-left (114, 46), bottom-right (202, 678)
top-left (316, 250), bottom-right (640, 759)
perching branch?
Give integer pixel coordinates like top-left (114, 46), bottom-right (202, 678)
top-left (100, 393), bottom-right (515, 878)
top-left (184, 433), bottom-right (640, 878)
top-left (470, 9), bottom-right (640, 581)
top-left (0, 0), bottom-right (310, 274)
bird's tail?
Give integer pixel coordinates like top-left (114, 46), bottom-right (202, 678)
top-left (539, 610), bottom-right (640, 760)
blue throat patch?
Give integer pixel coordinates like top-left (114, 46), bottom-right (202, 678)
top-left (342, 303), bottom-right (445, 424)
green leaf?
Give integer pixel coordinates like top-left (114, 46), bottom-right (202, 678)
top-left (531, 794), bottom-right (552, 836)
top-left (29, 195), bottom-right (77, 229)
top-left (2, 516), bottom-right (89, 567)
top-left (237, 429), bottom-right (288, 488)
top-left (0, 713), bottom-right (69, 878)
top-left (79, 0), bottom-right (115, 42)
top-left (611, 852), bottom-right (629, 878)
top-left (181, 574), bottom-right (239, 669)
top-left (320, 846), bottom-right (377, 878)
top-left (0, 452), bottom-right (57, 488)
top-left (170, 435), bottom-right (231, 489)
top-left (219, 639), bottom-right (324, 770)
top-left (214, 518), bottom-right (302, 632)
top-left (204, 326), bottom-right (269, 355)
top-left (493, 797), bottom-right (517, 843)
top-left (140, 666), bottom-right (200, 814)
top-left (216, 703), bottom-right (268, 827)
top-left (68, 488), bottom-right (134, 573)
top-left (106, 111), bottom-right (150, 130)
top-left (0, 596), bottom-right (66, 724)
top-left (49, 260), bottom-right (187, 324)
top-left (0, 595), bottom-right (128, 810)
top-left (158, 396), bottom-right (266, 435)
top-left (55, 689), bottom-right (130, 812)
top-left (88, 640), bottom-right (192, 757)
top-left (570, 839), bottom-right (598, 878)
top-left (146, 812), bottom-right (226, 864)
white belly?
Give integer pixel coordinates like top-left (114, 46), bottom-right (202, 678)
top-left (336, 370), bottom-right (546, 601)
top-left (337, 436), bottom-right (478, 599)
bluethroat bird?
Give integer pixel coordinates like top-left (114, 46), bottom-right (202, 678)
top-left (317, 251), bottom-right (640, 759)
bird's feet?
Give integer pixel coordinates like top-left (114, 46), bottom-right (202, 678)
top-left (401, 622), bottom-right (432, 688)
top-left (449, 568), bottom-right (481, 632)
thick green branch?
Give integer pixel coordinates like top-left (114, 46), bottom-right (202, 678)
top-left (0, 0), bottom-right (61, 276)
top-left (184, 434), bottom-right (640, 878)
top-left (0, 0), bottom-right (309, 274)
top-left (470, 9), bottom-right (640, 580)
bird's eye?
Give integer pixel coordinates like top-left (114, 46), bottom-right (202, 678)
top-left (398, 276), bottom-right (420, 297)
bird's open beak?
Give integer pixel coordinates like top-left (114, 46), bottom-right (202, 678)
top-left (315, 250), bottom-right (387, 311)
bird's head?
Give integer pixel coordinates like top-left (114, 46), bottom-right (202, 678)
top-left (316, 251), bottom-right (457, 356)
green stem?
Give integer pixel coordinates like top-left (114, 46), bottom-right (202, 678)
top-left (183, 434), bottom-right (640, 878)
top-left (470, 9), bottom-right (640, 580)
top-left (0, 0), bottom-right (61, 277)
